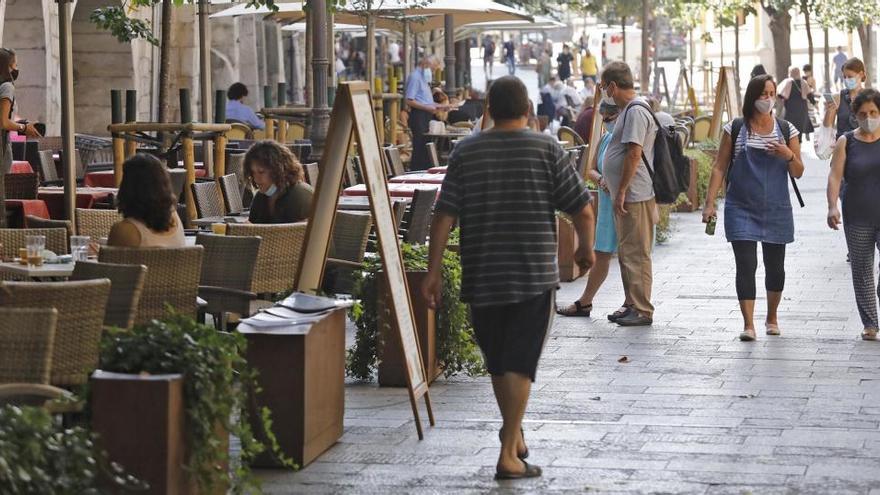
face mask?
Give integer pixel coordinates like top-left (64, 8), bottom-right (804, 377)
top-left (423, 68), bottom-right (432, 82)
top-left (264, 184), bottom-right (278, 196)
top-left (844, 77), bottom-right (859, 90)
top-left (755, 98), bottom-right (774, 114)
top-left (10, 69), bottom-right (18, 81)
top-left (603, 121), bottom-right (616, 133)
top-left (858, 116), bottom-right (880, 133)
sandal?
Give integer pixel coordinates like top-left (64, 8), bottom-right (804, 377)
top-left (608, 304), bottom-right (633, 322)
top-left (739, 328), bottom-right (757, 341)
top-left (765, 323), bottom-right (781, 336)
top-left (494, 460), bottom-right (542, 480)
top-left (556, 301), bottom-right (592, 317)
top-left (499, 427), bottom-right (528, 459)
top-left (862, 328), bottom-right (878, 341)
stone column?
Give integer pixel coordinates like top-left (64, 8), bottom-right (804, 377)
top-left (309, 0), bottom-right (330, 159)
top-left (444, 14), bottom-right (455, 94)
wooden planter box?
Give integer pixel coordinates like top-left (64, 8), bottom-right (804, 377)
top-left (675, 157), bottom-right (700, 213)
top-left (243, 308), bottom-right (346, 468)
top-left (378, 270), bottom-right (442, 387)
top-left (90, 371), bottom-right (227, 495)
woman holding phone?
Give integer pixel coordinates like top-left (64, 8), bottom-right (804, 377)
top-left (702, 74), bottom-right (805, 341)
top-left (824, 57), bottom-right (867, 138)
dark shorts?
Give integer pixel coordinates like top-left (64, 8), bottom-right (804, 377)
top-left (470, 290), bottom-right (555, 382)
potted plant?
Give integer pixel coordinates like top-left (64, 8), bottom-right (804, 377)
top-left (93, 312), bottom-right (293, 494)
top-left (0, 404), bottom-right (145, 493)
top-left (346, 243), bottom-right (484, 385)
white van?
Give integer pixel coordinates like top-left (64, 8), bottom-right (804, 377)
top-left (584, 26), bottom-right (643, 82)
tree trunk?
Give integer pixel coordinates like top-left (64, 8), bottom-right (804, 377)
top-left (640, 0), bottom-right (650, 93)
top-left (766, 7), bottom-right (792, 82)
top-left (803, 3), bottom-right (814, 71)
top-left (823, 27), bottom-right (831, 92)
top-left (858, 24), bottom-right (873, 88)
top-left (621, 17), bottom-right (627, 63)
top-left (157, 0), bottom-right (173, 125)
top-left (735, 19), bottom-right (740, 78)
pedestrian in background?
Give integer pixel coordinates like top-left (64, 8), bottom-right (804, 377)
top-left (824, 57), bottom-right (868, 138)
top-left (537, 49), bottom-right (552, 89)
top-left (827, 89), bottom-right (880, 340)
top-left (503, 36), bottom-right (516, 75)
top-left (703, 74), bottom-right (804, 341)
top-left (581, 48), bottom-right (598, 84)
top-left (778, 66), bottom-right (814, 141)
top-left (225, 82), bottom-right (265, 130)
top-left (557, 44), bottom-right (573, 82)
top-left (423, 76), bottom-right (595, 480)
top-left (483, 35), bottom-right (495, 79)
top-left (833, 46), bottom-right (848, 89)
top-left (598, 61), bottom-right (658, 327)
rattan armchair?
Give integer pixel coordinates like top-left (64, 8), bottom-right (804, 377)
top-left (75, 208), bottom-right (121, 241)
top-left (219, 174), bottom-right (246, 216)
top-left (400, 187), bottom-right (437, 245)
top-left (196, 233), bottom-right (261, 329)
top-left (24, 216), bottom-right (74, 236)
top-left (0, 280), bottom-right (111, 387)
top-left (384, 146), bottom-right (407, 176)
top-left (557, 126), bottom-right (585, 147)
top-left (324, 211), bottom-right (372, 294)
top-left (71, 261), bottom-right (147, 329)
top-left (425, 142), bottom-right (441, 170)
top-left (0, 307), bottom-right (74, 408)
top-left (191, 181), bottom-right (226, 218)
top-left (5, 173), bottom-right (38, 199)
top-left (98, 246), bottom-right (204, 324)
top-left (37, 150), bottom-right (62, 185)
top-left (303, 163), bottom-right (319, 186)
top-left (0, 228), bottom-right (69, 258)
top-left (226, 222), bottom-right (306, 297)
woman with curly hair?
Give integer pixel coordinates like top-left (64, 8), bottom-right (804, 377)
top-left (108, 153), bottom-right (185, 247)
top-left (244, 140), bottom-right (313, 224)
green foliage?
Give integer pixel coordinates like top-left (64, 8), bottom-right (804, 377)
top-left (685, 147), bottom-right (717, 206)
top-left (0, 405), bottom-right (147, 494)
top-left (346, 244), bottom-right (484, 380)
top-left (656, 204), bottom-right (674, 244)
top-left (815, 0), bottom-right (880, 30)
top-left (99, 312), bottom-right (295, 494)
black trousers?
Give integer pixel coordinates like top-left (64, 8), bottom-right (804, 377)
top-left (731, 241), bottom-right (786, 300)
top-left (408, 108), bottom-right (432, 171)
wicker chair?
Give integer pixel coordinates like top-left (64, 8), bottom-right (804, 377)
top-left (287, 122), bottom-right (307, 142)
top-left (303, 162), bottom-right (319, 186)
top-left (75, 208), bottom-right (120, 241)
top-left (226, 222), bottom-right (306, 296)
top-left (400, 187), bottom-right (437, 245)
top-left (225, 122), bottom-right (253, 140)
top-left (36, 150), bottom-right (62, 185)
top-left (191, 181), bottom-right (226, 218)
top-left (195, 233), bottom-right (261, 329)
top-left (98, 246), bottom-right (204, 324)
top-left (219, 174), bottom-right (246, 216)
top-left (226, 152), bottom-right (246, 183)
top-left (70, 261), bottom-right (147, 329)
top-left (345, 156), bottom-right (362, 187)
top-left (384, 146), bottom-right (407, 177)
top-left (0, 228), bottom-right (69, 258)
top-left (425, 142), bottom-right (441, 170)
top-left (5, 173), bottom-right (38, 199)
top-left (557, 126), bottom-right (585, 147)
top-left (0, 280), bottom-right (111, 387)
top-left (324, 211), bottom-right (372, 294)
top-left (24, 216), bottom-right (74, 236)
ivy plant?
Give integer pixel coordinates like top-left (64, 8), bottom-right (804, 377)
top-left (346, 243), bottom-right (484, 380)
top-left (0, 405), bottom-right (146, 494)
top-left (99, 312), bottom-right (295, 494)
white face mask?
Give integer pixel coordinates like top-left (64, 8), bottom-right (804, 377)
top-left (263, 184), bottom-right (278, 196)
top-left (755, 98), bottom-right (774, 114)
top-left (423, 68), bottom-right (433, 82)
top-left (858, 116), bottom-right (880, 133)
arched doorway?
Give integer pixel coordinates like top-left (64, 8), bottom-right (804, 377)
top-left (72, 0), bottom-right (135, 136)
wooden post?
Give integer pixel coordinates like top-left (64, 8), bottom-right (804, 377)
top-left (373, 95), bottom-right (384, 145)
top-left (278, 120), bottom-right (289, 143)
top-left (213, 134), bottom-right (227, 180)
top-left (265, 118), bottom-right (276, 142)
top-left (112, 138), bottom-right (125, 187)
top-left (389, 80), bottom-right (399, 146)
top-left (182, 135), bottom-right (197, 221)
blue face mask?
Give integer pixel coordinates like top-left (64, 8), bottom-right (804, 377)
top-left (844, 77), bottom-right (859, 90)
top-left (264, 184), bottom-right (278, 197)
top-left (423, 68), bottom-right (433, 82)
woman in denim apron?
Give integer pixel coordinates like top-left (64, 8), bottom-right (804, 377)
top-left (703, 75), bottom-right (805, 341)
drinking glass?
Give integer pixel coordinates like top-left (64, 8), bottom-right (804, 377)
top-left (26, 235), bottom-right (45, 267)
top-left (70, 235), bottom-right (90, 262)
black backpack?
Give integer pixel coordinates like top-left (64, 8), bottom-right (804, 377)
top-left (729, 117), bottom-right (804, 207)
top-left (621, 101), bottom-right (691, 204)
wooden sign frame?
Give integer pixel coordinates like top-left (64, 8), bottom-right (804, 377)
top-left (295, 82), bottom-right (434, 440)
top-left (671, 67), bottom-right (699, 115)
top-left (584, 83), bottom-right (603, 180)
top-left (709, 66), bottom-right (743, 141)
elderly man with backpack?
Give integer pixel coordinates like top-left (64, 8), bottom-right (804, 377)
top-left (597, 61), bottom-right (689, 327)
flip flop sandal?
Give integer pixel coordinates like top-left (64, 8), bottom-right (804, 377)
top-left (862, 329), bottom-right (878, 341)
top-left (739, 329), bottom-right (757, 342)
top-left (556, 301), bottom-right (592, 317)
top-left (766, 323), bottom-right (781, 336)
top-left (499, 427), bottom-right (529, 459)
top-left (607, 304), bottom-right (633, 322)
top-left (494, 460), bottom-right (542, 481)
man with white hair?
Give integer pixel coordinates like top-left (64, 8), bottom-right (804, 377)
top-left (406, 55), bottom-right (448, 170)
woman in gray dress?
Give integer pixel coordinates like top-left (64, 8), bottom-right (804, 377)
top-left (0, 48), bottom-right (41, 226)
top-left (778, 66), bottom-right (814, 141)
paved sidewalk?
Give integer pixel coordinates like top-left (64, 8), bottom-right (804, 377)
top-left (259, 148), bottom-right (880, 494)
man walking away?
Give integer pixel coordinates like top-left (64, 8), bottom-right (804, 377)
top-left (406, 55), bottom-right (448, 171)
top-left (483, 35), bottom-right (496, 78)
top-left (834, 47), bottom-right (848, 89)
top-left (423, 76), bottom-right (595, 480)
top-left (504, 37), bottom-right (516, 75)
top-left (599, 61), bottom-right (657, 327)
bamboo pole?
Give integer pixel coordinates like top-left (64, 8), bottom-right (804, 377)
top-left (182, 135), bottom-right (197, 221)
top-left (213, 134), bottom-right (227, 180)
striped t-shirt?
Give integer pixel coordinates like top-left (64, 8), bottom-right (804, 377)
top-left (435, 129), bottom-right (592, 307)
top-left (723, 119), bottom-right (800, 159)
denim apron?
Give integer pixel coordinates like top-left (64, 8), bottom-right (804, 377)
top-left (724, 122), bottom-right (794, 244)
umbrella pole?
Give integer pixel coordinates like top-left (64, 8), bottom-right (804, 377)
top-left (444, 14), bottom-right (455, 94)
top-left (58, 0), bottom-right (76, 223)
top-left (367, 15), bottom-right (377, 90)
top-left (402, 20), bottom-right (410, 79)
top-left (198, 0), bottom-right (214, 176)
top-left (308, 0), bottom-right (330, 159)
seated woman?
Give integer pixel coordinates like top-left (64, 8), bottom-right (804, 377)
top-left (108, 153), bottom-right (185, 248)
top-left (245, 140), bottom-right (313, 224)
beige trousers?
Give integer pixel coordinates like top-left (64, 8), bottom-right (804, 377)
top-left (614, 198), bottom-right (656, 318)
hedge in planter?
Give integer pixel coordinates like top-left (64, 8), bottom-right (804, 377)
top-left (99, 312), bottom-right (294, 494)
top-left (0, 404), bottom-right (145, 494)
top-left (347, 243), bottom-right (484, 380)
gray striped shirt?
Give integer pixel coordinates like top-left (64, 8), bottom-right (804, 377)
top-left (436, 129), bottom-right (591, 307)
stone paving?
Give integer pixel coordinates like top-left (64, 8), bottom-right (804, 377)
top-left (257, 145), bottom-right (880, 493)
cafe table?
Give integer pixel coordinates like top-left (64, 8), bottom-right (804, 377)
top-left (337, 195), bottom-right (411, 212)
top-left (342, 183), bottom-right (439, 198)
top-left (10, 160), bottom-right (33, 174)
top-left (85, 167), bottom-right (200, 188)
top-left (427, 166), bottom-right (447, 174)
top-left (0, 261), bottom-right (75, 280)
top-left (37, 187), bottom-right (117, 219)
top-left (388, 173), bottom-right (445, 185)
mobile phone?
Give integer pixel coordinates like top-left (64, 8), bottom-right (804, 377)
top-left (705, 216), bottom-right (717, 236)
top-left (823, 93), bottom-right (834, 103)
